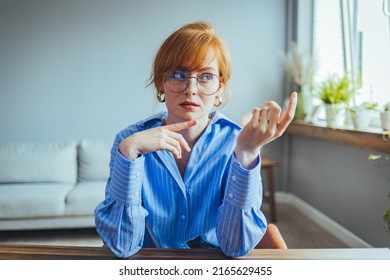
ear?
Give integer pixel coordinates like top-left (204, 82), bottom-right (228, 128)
top-left (218, 82), bottom-right (224, 93)
top-left (157, 83), bottom-right (164, 93)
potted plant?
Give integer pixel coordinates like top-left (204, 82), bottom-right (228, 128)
top-left (317, 74), bottom-right (358, 127)
top-left (283, 42), bottom-right (315, 121)
top-left (349, 101), bottom-right (378, 129)
top-left (380, 102), bottom-right (390, 131)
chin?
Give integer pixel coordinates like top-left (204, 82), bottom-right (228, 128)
top-left (169, 112), bottom-right (200, 123)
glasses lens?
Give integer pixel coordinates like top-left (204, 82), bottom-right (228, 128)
top-left (197, 73), bottom-right (220, 95)
top-left (165, 71), bottom-right (188, 93)
top-left (164, 71), bottom-right (221, 95)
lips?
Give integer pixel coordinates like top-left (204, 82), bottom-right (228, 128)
top-left (179, 101), bottom-right (200, 111)
top-left (179, 100), bottom-right (199, 107)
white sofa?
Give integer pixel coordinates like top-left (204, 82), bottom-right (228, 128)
top-left (0, 140), bottom-right (111, 230)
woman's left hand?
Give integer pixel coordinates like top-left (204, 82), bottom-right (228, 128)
top-left (235, 92), bottom-right (297, 169)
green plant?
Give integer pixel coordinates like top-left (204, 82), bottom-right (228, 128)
top-left (318, 74), bottom-right (359, 105)
top-left (384, 192), bottom-right (390, 233)
top-left (348, 101), bottom-right (379, 116)
top-left (384, 102), bottom-right (390, 112)
top-left (368, 153), bottom-right (390, 234)
top-left (361, 101), bottom-right (379, 110)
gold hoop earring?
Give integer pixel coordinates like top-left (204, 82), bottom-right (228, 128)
top-left (157, 92), bottom-right (165, 103)
top-left (214, 95), bottom-right (222, 107)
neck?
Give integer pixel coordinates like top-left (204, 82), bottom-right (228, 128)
top-left (166, 115), bottom-right (210, 147)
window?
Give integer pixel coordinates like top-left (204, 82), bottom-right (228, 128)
top-left (357, 0), bottom-right (390, 105)
top-left (313, 0), bottom-right (390, 108)
top-left (313, 1), bottom-right (344, 82)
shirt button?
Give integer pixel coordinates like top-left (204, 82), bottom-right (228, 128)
top-left (181, 215), bottom-right (186, 220)
top-left (135, 171), bottom-right (141, 177)
top-left (228, 193), bottom-right (234, 199)
top-left (134, 191), bottom-right (139, 197)
top-left (232, 175), bottom-right (237, 181)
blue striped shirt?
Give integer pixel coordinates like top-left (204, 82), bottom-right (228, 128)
top-left (94, 111), bottom-right (267, 258)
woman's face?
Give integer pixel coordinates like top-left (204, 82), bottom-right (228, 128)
top-left (163, 57), bottom-right (223, 124)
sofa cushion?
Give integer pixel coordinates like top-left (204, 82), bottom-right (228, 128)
top-left (0, 183), bottom-right (74, 219)
top-left (65, 181), bottom-right (106, 216)
top-left (78, 139), bottom-right (111, 181)
top-left (0, 141), bottom-right (78, 184)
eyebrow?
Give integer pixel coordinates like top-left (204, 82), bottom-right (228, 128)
top-left (175, 66), bottom-right (218, 74)
top-left (197, 66), bottom-right (218, 72)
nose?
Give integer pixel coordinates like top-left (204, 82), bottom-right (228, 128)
top-left (186, 77), bottom-right (198, 95)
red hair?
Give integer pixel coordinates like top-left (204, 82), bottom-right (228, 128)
top-left (150, 22), bottom-right (231, 104)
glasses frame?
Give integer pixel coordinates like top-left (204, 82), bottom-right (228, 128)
top-left (164, 72), bottom-right (222, 96)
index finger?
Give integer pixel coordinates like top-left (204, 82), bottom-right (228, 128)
top-left (166, 119), bottom-right (198, 132)
top-left (277, 92), bottom-right (297, 132)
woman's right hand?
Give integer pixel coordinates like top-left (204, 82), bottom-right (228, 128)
top-left (119, 119), bottom-right (197, 161)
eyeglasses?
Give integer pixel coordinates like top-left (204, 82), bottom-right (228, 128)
top-left (164, 71), bottom-right (222, 96)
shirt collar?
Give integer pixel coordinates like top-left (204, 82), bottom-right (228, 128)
top-left (135, 111), bottom-right (167, 130)
top-left (136, 110), bottom-right (240, 131)
top-left (210, 111), bottom-right (241, 130)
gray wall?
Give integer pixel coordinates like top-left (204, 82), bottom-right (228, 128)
top-left (0, 0), bottom-right (287, 145)
top-left (288, 136), bottom-right (390, 247)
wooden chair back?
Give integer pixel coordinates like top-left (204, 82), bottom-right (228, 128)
top-left (255, 223), bottom-right (287, 249)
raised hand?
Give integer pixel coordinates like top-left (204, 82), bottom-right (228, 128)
top-left (235, 92), bottom-right (297, 169)
top-left (119, 119), bottom-right (198, 160)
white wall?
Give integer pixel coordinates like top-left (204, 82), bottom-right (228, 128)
top-left (0, 0), bottom-right (287, 143)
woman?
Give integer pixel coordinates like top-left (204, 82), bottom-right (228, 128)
top-left (94, 21), bottom-right (296, 258)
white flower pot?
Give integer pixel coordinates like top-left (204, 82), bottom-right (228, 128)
top-left (352, 109), bottom-right (372, 129)
top-left (380, 111), bottom-right (390, 130)
top-left (325, 104), bottom-right (344, 127)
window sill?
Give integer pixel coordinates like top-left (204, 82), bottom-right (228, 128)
top-left (286, 120), bottom-right (390, 153)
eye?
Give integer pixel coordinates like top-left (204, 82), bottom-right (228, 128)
top-left (167, 71), bottom-right (187, 81)
top-left (198, 73), bottom-right (214, 81)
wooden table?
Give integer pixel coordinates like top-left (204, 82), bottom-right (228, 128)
top-left (0, 244), bottom-right (389, 260)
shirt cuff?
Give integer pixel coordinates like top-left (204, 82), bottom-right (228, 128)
top-left (224, 154), bottom-right (262, 208)
top-left (108, 150), bottom-right (144, 204)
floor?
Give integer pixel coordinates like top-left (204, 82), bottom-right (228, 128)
top-left (263, 203), bottom-right (349, 248)
top-left (0, 202), bottom-right (349, 248)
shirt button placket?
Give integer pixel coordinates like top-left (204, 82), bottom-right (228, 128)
top-left (178, 190), bottom-right (189, 247)
top-left (180, 211), bottom-right (189, 248)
